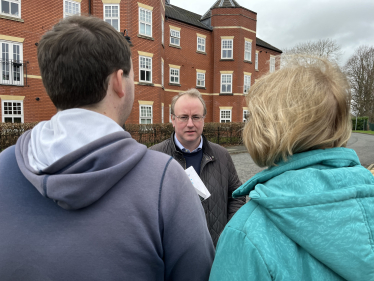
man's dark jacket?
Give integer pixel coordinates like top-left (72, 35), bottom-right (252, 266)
top-left (150, 133), bottom-right (245, 246)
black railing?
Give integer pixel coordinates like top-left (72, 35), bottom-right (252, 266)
top-left (0, 59), bottom-right (26, 86)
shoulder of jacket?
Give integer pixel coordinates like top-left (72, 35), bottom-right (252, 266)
top-left (149, 138), bottom-right (172, 151)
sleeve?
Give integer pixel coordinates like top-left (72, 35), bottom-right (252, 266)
top-left (209, 227), bottom-right (271, 281)
top-left (160, 158), bottom-right (215, 281)
top-left (226, 152), bottom-right (246, 220)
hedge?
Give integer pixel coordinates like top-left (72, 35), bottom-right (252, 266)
top-left (1, 122), bottom-right (245, 151)
top-left (351, 116), bottom-right (369, 131)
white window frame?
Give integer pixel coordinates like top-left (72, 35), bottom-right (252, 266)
top-left (1, 99), bottom-right (24, 123)
top-left (270, 56), bottom-right (275, 73)
top-left (0, 40), bottom-right (23, 86)
top-left (161, 59), bottom-right (164, 87)
top-left (161, 104), bottom-right (164, 123)
top-left (139, 56), bottom-right (152, 83)
top-left (243, 110), bottom-right (249, 122)
top-left (0, 0), bottom-right (21, 18)
top-left (170, 29), bottom-right (180, 46)
top-left (255, 52), bottom-right (259, 70)
top-left (169, 67), bottom-right (179, 84)
top-left (139, 104), bottom-right (153, 124)
top-left (221, 39), bottom-right (233, 59)
top-left (139, 7), bottom-right (152, 37)
top-left (161, 16), bottom-right (164, 45)
top-left (197, 72), bottom-right (205, 87)
top-left (244, 41), bottom-right (252, 61)
top-left (220, 109), bottom-right (232, 123)
top-left (63, 0), bottom-right (80, 18)
top-left (220, 74), bottom-right (232, 93)
top-left (197, 37), bottom-right (205, 52)
top-left (244, 74), bottom-right (251, 95)
top-left (104, 4), bottom-right (120, 31)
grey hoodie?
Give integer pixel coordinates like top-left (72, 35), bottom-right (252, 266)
top-left (0, 130), bottom-right (214, 280)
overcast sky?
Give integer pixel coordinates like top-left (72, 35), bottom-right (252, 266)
top-left (171, 0), bottom-right (374, 66)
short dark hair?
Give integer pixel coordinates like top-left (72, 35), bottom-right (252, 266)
top-left (37, 16), bottom-right (131, 110)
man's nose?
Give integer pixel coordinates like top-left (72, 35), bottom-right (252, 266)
top-left (187, 117), bottom-right (194, 126)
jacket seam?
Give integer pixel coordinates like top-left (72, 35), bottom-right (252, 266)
top-left (226, 226), bottom-right (273, 280)
top-left (356, 198), bottom-right (374, 253)
top-left (158, 157), bottom-right (174, 234)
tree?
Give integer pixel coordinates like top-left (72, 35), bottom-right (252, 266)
top-left (345, 46), bottom-right (374, 121)
top-left (282, 38), bottom-right (342, 65)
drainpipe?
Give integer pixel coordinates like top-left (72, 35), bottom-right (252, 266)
top-left (88, 0), bottom-right (91, 15)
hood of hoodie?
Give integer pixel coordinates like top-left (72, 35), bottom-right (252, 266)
top-left (233, 148), bottom-right (374, 281)
top-left (15, 122), bottom-right (147, 210)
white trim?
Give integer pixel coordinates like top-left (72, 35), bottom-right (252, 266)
top-left (220, 109), bottom-right (232, 123)
top-left (103, 4), bottom-right (120, 31)
top-left (0, 0), bottom-right (21, 18)
top-left (1, 99), bottom-right (24, 123)
top-left (170, 28), bottom-right (180, 46)
top-left (139, 55), bottom-right (152, 83)
top-left (139, 6), bottom-right (152, 37)
top-left (270, 56), bottom-right (275, 73)
top-left (197, 72), bottom-right (205, 87)
top-left (255, 52), bottom-right (259, 70)
top-left (220, 73), bottom-right (232, 93)
top-left (197, 36), bottom-right (205, 52)
top-left (221, 39), bottom-right (233, 59)
top-left (161, 15), bottom-right (164, 45)
top-left (139, 104), bottom-right (153, 124)
top-left (244, 74), bottom-right (251, 94)
top-left (244, 40), bottom-right (251, 61)
top-left (161, 58), bottom-right (164, 87)
top-left (0, 40), bottom-right (23, 86)
top-left (161, 104), bottom-right (164, 123)
top-left (169, 67), bottom-right (179, 84)
top-left (63, 0), bottom-right (81, 18)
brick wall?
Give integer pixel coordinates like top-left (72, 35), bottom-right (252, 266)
top-left (0, 0), bottom-right (281, 124)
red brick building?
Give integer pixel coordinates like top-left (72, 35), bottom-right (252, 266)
top-left (0, 0), bottom-right (281, 124)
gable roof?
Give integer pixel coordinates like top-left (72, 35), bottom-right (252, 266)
top-left (165, 3), bottom-right (282, 53)
top-left (256, 38), bottom-right (282, 53)
top-left (165, 4), bottom-right (212, 30)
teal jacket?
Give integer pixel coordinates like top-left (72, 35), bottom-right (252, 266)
top-left (209, 148), bottom-right (374, 281)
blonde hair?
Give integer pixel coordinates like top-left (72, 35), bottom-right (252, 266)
top-left (243, 56), bottom-right (351, 167)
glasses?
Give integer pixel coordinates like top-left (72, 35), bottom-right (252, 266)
top-left (173, 114), bottom-right (205, 123)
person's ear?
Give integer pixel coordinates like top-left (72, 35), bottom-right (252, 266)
top-left (112, 69), bottom-right (125, 98)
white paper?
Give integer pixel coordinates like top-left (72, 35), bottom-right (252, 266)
top-left (185, 166), bottom-right (211, 200)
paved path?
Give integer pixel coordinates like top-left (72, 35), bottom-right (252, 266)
top-left (230, 133), bottom-right (374, 184)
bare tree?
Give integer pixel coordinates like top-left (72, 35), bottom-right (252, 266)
top-left (282, 38), bottom-right (342, 65)
top-left (345, 46), bottom-right (374, 121)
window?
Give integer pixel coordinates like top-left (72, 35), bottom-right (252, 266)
top-left (170, 29), bottom-right (180, 46)
top-left (221, 39), bottom-right (233, 59)
top-left (1, 100), bottom-right (23, 123)
top-left (270, 56), bottom-right (275, 73)
top-left (197, 37), bottom-right (205, 52)
top-left (197, 73), bottom-right (205, 87)
top-left (161, 104), bottom-right (164, 123)
top-left (161, 16), bottom-right (164, 45)
top-left (140, 105), bottom-right (152, 124)
top-left (220, 74), bottom-right (232, 93)
top-left (139, 7), bottom-right (152, 37)
top-left (64, 0), bottom-right (80, 18)
top-left (139, 56), bottom-right (152, 83)
top-left (244, 41), bottom-right (252, 61)
top-left (161, 59), bottom-right (164, 87)
top-left (169, 105), bottom-right (171, 123)
top-left (255, 52), bottom-right (259, 70)
top-left (170, 68), bottom-right (179, 84)
top-left (104, 4), bottom-right (119, 31)
top-left (220, 110), bottom-right (231, 123)
top-left (1, 41), bottom-right (23, 86)
top-left (1, 0), bottom-right (20, 18)
top-left (244, 74), bottom-right (251, 94)
top-left (243, 110), bottom-right (249, 122)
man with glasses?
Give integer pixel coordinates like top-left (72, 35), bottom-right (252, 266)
top-left (150, 89), bottom-right (245, 246)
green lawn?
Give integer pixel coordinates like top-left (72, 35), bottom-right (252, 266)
top-left (352, 130), bottom-right (374, 135)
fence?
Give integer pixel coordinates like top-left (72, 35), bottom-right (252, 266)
top-left (0, 122), bottom-right (245, 151)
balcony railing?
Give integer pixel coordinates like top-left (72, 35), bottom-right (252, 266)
top-left (0, 59), bottom-right (27, 86)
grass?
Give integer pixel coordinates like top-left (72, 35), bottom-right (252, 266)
top-left (352, 130), bottom-right (374, 135)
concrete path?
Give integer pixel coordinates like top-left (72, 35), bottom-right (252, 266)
top-left (229, 133), bottom-right (374, 185)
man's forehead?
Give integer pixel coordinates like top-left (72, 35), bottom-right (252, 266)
top-left (175, 95), bottom-right (203, 109)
